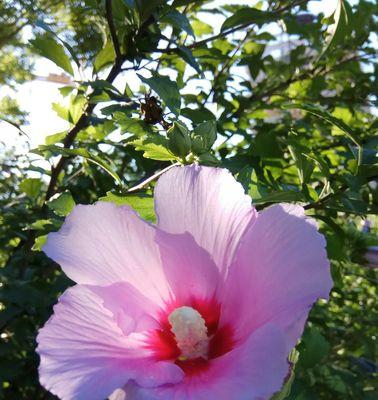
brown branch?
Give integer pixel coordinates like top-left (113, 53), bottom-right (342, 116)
top-left (9, 7), bottom-right (159, 277)
top-left (44, 6), bottom-right (163, 201)
top-left (105, 0), bottom-right (122, 62)
top-left (44, 61), bottom-right (125, 200)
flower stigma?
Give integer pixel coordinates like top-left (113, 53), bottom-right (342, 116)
top-left (168, 306), bottom-right (209, 360)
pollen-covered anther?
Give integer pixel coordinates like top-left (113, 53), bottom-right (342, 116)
top-left (168, 306), bottom-right (209, 360)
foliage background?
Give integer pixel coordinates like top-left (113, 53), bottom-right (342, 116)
top-left (0, 0), bottom-right (377, 398)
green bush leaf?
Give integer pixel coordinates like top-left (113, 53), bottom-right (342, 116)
top-left (221, 8), bottom-right (279, 32)
top-left (288, 141), bottom-right (313, 184)
top-left (35, 20), bottom-right (80, 68)
top-left (100, 192), bottom-right (155, 222)
top-left (162, 10), bottom-right (195, 37)
top-left (130, 136), bottom-right (177, 161)
top-left (46, 191), bottom-right (75, 216)
top-left (254, 190), bottom-right (306, 204)
top-left (284, 103), bottom-right (362, 170)
top-left (32, 145), bottom-right (122, 186)
top-left (32, 235), bottom-right (48, 251)
top-left (30, 35), bottom-right (74, 76)
top-left (45, 131), bottom-right (66, 145)
top-left (94, 40), bottom-right (115, 72)
top-left (299, 327), bottom-right (330, 368)
top-left (19, 178), bottom-right (43, 200)
top-left (318, 0), bottom-right (352, 61)
top-left (138, 72), bottom-right (181, 116)
top-left (177, 46), bottom-right (202, 75)
top-left (114, 114), bottom-right (154, 136)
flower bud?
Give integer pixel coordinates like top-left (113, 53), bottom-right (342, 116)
top-left (191, 121), bottom-right (217, 155)
top-left (167, 122), bottom-right (191, 159)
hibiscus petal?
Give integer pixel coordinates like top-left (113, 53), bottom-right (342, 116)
top-left (43, 202), bottom-right (170, 304)
top-left (88, 282), bottom-right (161, 335)
top-left (220, 204), bottom-right (333, 347)
top-left (37, 285), bottom-right (183, 400)
top-left (156, 230), bottom-right (220, 304)
top-left (125, 324), bottom-right (288, 400)
top-left (154, 165), bottom-right (256, 274)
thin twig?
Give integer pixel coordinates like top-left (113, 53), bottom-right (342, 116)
top-left (1, 119), bottom-right (30, 139)
top-left (229, 53), bottom-right (370, 120)
top-left (203, 30), bottom-right (251, 105)
top-left (154, 4), bottom-right (191, 74)
top-left (127, 163), bottom-right (179, 192)
top-left (304, 175), bottom-right (378, 210)
top-left (156, 0), bottom-right (311, 54)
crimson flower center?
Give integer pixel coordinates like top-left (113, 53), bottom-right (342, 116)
top-left (168, 306), bottom-right (209, 360)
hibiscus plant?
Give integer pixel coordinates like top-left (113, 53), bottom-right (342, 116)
top-left (0, 0), bottom-right (377, 399)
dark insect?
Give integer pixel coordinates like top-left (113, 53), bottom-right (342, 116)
top-left (140, 94), bottom-right (171, 129)
top-left (140, 94), bottom-right (163, 124)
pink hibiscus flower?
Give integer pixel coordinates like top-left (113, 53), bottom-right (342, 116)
top-left (37, 165), bottom-right (332, 400)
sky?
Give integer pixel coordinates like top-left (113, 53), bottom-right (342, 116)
top-left (0, 0), bottom-right (360, 155)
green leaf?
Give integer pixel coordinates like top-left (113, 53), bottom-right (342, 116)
top-left (124, 83), bottom-right (134, 98)
top-left (45, 131), bottom-right (66, 145)
top-left (221, 8), bottom-right (279, 32)
top-left (136, 0), bottom-right (164, 23)
top-left (191, 18), bottom-right (213, 36)
top-left (52, 102), bottom-right (69, 121)
top-left (138, 72), bottom-right (181, 116)
top-left (251, 130), bottom-right (282, 158)
top-left (35, 20), bottom-right (80, 68)
top-left (299, 327), bottom-right (330, 368)
top-left (254, 190), bottom-right (306, 204)
top-left (94, 40), bottom-right (115, 72)
top-left (162, 10), bottom-right (195, 37)
top-left (29, 219), bottom-right (54, 230)
top-left (100, 192), bottom-right (155, 222)
top-left (115, 115), bottom-right (153, 136)
top-left (130, 136), bottom-right (177, 161)
top-left (32, 235), bottom-right (47, 251)
top-left (197, 152), bottom-right (219, 166)
top-left (46, 191), bottom-right (75, 216)
top-left (177, 46), bottom-right (202, 75)
top-left (318, 0), bottom-right (352, 61)
top-left (59, 86), bottom-right (74, 97)
top-left (33, 145), bottom-right (123, 186)
top-left (288, 142), bottom-right (313, 184)
top-left (181, 107), bottom-right (216, 124)
top-left (30, 35), bottom-right (74, 76)
top-left (284, 103), bottom-right (362, 170)
top-left (19, 178), bottom-right (43, 200)
top-left (52, 95), bottom-right (86, 124)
